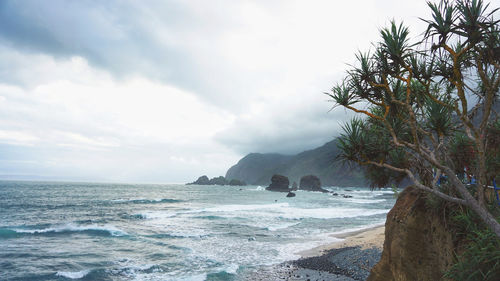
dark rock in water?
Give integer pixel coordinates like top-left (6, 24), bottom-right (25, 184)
top-left (332, 193), bottom-right (339, 196)
top-left (266, 174), bottom-right (290, 192)
top-left (228, 179), bottom-right (246, 186)
top-left (299, 175), bottom-right (329, 192)
top-left (187, 175), bottom-right (210, 185)
top-left (342, 195), bottom-right (353, 198)
top-left (286, 192), bottom-right (296, 197)
top-left (291, 181), bottom-right (298, 191)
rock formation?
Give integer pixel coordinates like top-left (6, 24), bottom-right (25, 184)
top-left (187, 175), bottom-right (210, 185)
top-left (286, 192), bottom-right (296, 197)
top-left (368, 187), bottom-right (457, 281)
top-left (299, 175), bottom-right (329, 192)
top-left (208, 176), bottom-right (227, 185)
top-left (187, 176), bottom-right (246, 186)
top-left (265, 174), bottom-right (290, 192)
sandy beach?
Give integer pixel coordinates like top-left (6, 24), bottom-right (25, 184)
top-left (299, 225), bottom-right (385, 257)
top-left (243, 225), bottom-right (386, 280)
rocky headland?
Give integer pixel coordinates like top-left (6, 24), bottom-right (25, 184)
top-left (225, 140), bottom-right (366, 187)
top-left (187, 175), bottom-right (246, 186)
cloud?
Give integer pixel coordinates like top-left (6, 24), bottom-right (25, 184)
top-left (0, 0), bottom-right (433, 182)
top-left (0, 0), bottom-right (429, 108)
top-left (0, 54), bottom-right (239, 181)
top-left (215, 80), bottom-right (358, 154)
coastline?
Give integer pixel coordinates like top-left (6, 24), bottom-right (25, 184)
top-left (243, 225), bottom-right (385, 280)
top-left (298, 224), bottom-right (385, 258)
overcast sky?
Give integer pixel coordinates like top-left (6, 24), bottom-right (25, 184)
top-left (0, 0), bottom-right (431, 183)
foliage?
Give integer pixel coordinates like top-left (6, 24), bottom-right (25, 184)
top-left (391, 184), bottom-right (400, 198)
top-left (328, 0), bottom-right (500, 237)
top-left (444, 208), bottom-right (500, 281)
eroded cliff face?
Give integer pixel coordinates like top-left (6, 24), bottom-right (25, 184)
top-left (368, 187), bottom-right (457, 281)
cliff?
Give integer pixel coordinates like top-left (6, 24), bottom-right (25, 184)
top-left (369, 186), bottom-right (500, 281)
top-left (368, 187), bottom-right (459, 281)
top-left (225, 140), bottom-right (366, 186)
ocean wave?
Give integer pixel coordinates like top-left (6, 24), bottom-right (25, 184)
top-left (196, 202), bottom-right (289, 213)
top-left (205, 264), bottom-right (239, 279)
top-left (174, 273), bottom-right (207, 281)
top-left (111, 198), bottom-right (182, 204)
top-left (185, 203), bottom-right (388, 220)
top-left (3, 223), bottom-right (128, 237)
top-left (328, 221), bottom-right (386, 236)
top-left (277, 207), bottom-right (389, 219)
top-left (149, 231), bottom-right (211, 239)
top-left (137, 211), bottom-right (177, 219)
top-left (0, 228), bottom-right (19, 239)
top-left (342, 198), bottom-right (387, 204)
top-left (56, 269), bottom-right (90, 279)
top-left (266, 222), bottom-right (301, 231)
top-left (193, 215), bottom-right (226, 220)
top-left (108, 258), bottom-right (163, 278)
top-left (277, 232), bottom-right (343, 261)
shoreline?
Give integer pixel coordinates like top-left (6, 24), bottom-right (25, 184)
top-left (243, 225), bottom-right (385, 280)
top-left (298, 224), bottom-right (385, 258)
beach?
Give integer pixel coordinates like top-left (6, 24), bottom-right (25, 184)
top-left (243, 225), bottom-right (385, 281)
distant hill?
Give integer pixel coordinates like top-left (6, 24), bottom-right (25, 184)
top-left (225, 139), bottom-right (366, 187)
top-left (225, 99), bottom-right (500, 188)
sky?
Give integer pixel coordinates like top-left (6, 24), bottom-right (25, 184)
top-left (0, 0), bottom-right (432, 183)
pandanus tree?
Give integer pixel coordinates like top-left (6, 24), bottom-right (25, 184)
top-left (328, 0), bottom-right (500, 237)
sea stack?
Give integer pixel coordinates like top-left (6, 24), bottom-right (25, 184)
top-left (299, 175), bottom-right (329, 192)
top-left (265, 174), bottom-right (290, 192)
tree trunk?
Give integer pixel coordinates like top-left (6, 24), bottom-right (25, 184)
top-left (448, 172), bottom-right (500, 238)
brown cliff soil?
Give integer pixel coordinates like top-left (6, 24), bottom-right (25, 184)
top-left (368, 187), bottom-right (461, 281)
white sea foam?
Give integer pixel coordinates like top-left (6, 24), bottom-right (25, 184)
top-left (112, 198), bottom-right (180, 204)
top-left (173, 273), bottom-right (207, 281)
top-left (266, 222), bottom-right (301, 231)
top-left (175, 203), bottom-right (389, 220)
top-left (223, 263), bottom-right (239, 274)
top-left (198, 202), bottom-right (289, 213)
top-left (342, 198), bottom-right (387, 204)
top-left (328, 221), bottom-right (386, 237)
top-left (13, 223), bottom-right (128, 236)
top-left (138, 211), bottom-right (177, 219)
top-left (56, 269), bottom-right (90, 279)
top-left (271, 207), bottom-right (389, 219)
top-left (276, 233), bottom-right (344, 261)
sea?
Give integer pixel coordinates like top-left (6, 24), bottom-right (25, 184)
top-left (0, 181), bottom-right (396, 281)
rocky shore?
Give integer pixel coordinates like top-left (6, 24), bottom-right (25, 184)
top-left (242, 226), bottom-right (385, 280)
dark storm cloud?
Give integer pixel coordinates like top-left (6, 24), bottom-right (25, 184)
top-left (0, 0), bottom-right (215, 102)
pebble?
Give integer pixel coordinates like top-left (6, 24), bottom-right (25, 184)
top-left (239, 246), bottom-right (382, 281)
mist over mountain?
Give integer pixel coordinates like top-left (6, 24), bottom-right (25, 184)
top-left (225, 139), bottom-right (366, 187)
